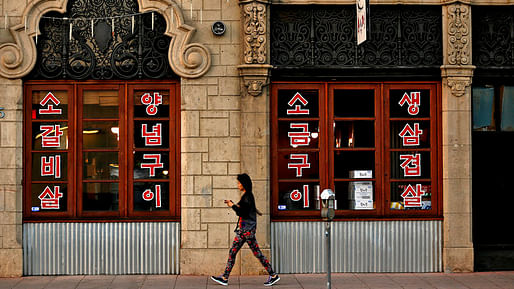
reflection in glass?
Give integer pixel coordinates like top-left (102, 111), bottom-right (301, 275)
top-left (32, 122), bottom-right (68, 150)
top-left (335, 181), bottom-right (375, 210)
top-left (134, 90), bottom-right (170, 118)
top-left (82, 182), bottom-right (119, 211)
top-left (32, 153), bottom-right (68, 181)
top-left (333, 151), bottom-right (374, 179)
top-left (277, 182), bottom-right (319, 211)
top-left (389, 89), bottom-right (430, 118)
top-left (334, 121), bottom-right (374, 148)
top-left (133, 152), bottom-right (169, 179)
top-left (83, 90), bottom-right (119, 118)
top-left (133, 182), bottom-right (170, 211)
top-left (277, 90), bottom-right (319, 118)
top-left (278, 151), bottom-right (320, 179)
top-left (390, 121), bottom-right (430, 148)
top-left (82, 121), bottom-right (119, 149)
top-left (278, 121), bottom-right (319, 149)
top-left (32, 90), bottom-right (69, 120)
top-left (83, 152), bottom-right (119, 180)
top-left (134, 121), bottom-right (169, 148)
top-left (31, 184), bottom-right (67, 212)
top-left (390, 182), bottom-right (432, 210)
top-left (390, 151), bottom-right (431, 179)
top-left (334, 90), bottom-right (374, 117)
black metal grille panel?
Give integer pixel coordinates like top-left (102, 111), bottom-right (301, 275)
top-left (472, 6), bottom-right (514, 68)
top-left (28, 0), bottom-right (175, 80)
top-left (271, 5), bottom-right (442, 69)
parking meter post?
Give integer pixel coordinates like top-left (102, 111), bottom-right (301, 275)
top-left (325, 221), bottom-right (331, 289)
top-left (320, 189), bottom-right (335, 289)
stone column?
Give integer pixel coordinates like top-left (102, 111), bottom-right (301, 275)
top-left (237, 0), bottom-right (272, 274)
top-left (441, 1), bottom-right (474, 272)
top-left (0, 78), bottom-right (23, 277)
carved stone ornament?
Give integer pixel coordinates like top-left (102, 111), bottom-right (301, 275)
top-left (238, 64), bottom-right (272, 97)
top-left (245, 80), bottom-right (265, 96)
top-left (241, 0), bottom-right (267, 64)
top-left (0, 0), bottom-right (211, 79)
top-left (447, 77), bottom-right (471, 97)
top-left (446, 3), bottom-right (470, 66)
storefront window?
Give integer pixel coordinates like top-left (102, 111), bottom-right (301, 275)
top-left (24, 81), bottom-right (180, 220)
top-left (271, 82), bottom-right (441, 219)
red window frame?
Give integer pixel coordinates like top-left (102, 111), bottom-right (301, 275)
top-left (23, 80), bottom-right (180, 221)
top-left (271, 81), bottom-right (442, 220)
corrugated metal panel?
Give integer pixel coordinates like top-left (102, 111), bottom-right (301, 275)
top-left (23, 222), bottom-right (180, 275)
top-left (271, 220), bottom-right (442, 273)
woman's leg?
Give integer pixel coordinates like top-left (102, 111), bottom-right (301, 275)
top-left (222, 233), bottom-right (246, 279)
top-left (245, 232), bottom-right (275, 275)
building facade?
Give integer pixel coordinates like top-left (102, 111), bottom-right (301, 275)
top-left (0, 0), bottom-right (512, 277)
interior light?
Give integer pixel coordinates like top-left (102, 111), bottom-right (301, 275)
top-left (111, 127), bottom-right (120, 141)
top-left (83, 129), bottom-right (100, 134)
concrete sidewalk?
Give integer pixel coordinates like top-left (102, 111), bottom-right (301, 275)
top-left (1, 272), bottom-right (514, 289)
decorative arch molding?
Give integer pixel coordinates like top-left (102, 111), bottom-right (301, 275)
top-left (0, 0), bottom-right (210, 79)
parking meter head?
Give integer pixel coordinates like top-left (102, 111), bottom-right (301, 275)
top-left (320, 189), bottom-right (335, 201)
top-left (320, 189), bottom-right (335, 220)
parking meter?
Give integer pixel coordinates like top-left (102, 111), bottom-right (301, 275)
top-left (321, 189), bottom-right (335, 221)
top-left (320, 189), bottom-right (335, 289)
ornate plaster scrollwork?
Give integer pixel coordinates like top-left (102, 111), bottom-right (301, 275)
top-left (0, 0), bottom-right (211, 79)
top-left (447, 3), bottom-right (470, 66)
top-left (447, 77), bottom-right (471, 97)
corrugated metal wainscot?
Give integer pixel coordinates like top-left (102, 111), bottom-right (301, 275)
top-left (23, 222), bottom-right (180, 275)
top-left (271, 221), bottom-right (442, 273)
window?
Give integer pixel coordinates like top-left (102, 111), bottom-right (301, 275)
top-left (473, 86), bottom-right (514, 132)
top-left (271, 82), bottom-right (441, 219)
top-left (24, 81), bottom-right (180, 220)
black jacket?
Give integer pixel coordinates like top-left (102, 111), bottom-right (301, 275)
top-left (231, 191), bottom-right (257, 231)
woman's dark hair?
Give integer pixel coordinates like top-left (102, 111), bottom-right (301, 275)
top-left (237, 173), bottom-right (262, 216)
top-left (237, 173), bottom-right (252, 193)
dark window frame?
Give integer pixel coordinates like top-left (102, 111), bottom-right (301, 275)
top-left (23, 80), bottom-right (180, 222)
top-left (271, 81), bottom-right (442, 221)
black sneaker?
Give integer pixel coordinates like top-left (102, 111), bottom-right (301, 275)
top-left (210, 275), bottom-right (228, 286)
top-left (264, 274), bottom-right (280, 286)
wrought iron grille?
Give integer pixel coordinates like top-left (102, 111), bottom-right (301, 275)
top-left (271, 5), bottom-right (442, 71)
top-left (27, 0), bottom-right (175, 80)
top-left (472, 6), bottom-right (514, 70)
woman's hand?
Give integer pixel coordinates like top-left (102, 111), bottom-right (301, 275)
top-left (224, 200), bottom-right (234, 207)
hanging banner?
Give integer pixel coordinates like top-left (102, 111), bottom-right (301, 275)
top-left (357, 0), bottom-right (369, 45)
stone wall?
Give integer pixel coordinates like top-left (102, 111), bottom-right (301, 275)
top-left (179, 0), bottom-right (271, 276)
top-left (4, 0), bottom-right (511, 277)
top-left (1, 0), bottom-right (24, 278)
top-left (0, 79), bottom-right (23, 277)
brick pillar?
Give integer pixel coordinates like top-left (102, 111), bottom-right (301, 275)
top-left (441, 2), bottom-right (475, 272)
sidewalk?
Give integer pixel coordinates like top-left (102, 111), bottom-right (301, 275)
top-left (1, 272), bottom-right (514, 289)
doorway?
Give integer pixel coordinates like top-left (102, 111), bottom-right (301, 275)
top-left (472, 85), bottom-right (514, 271)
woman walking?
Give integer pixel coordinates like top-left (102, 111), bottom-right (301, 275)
top-left (211, 173), bottom-right (280, 286)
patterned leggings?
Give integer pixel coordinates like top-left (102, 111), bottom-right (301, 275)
top-left (223, 229), bottom-right (275, 278)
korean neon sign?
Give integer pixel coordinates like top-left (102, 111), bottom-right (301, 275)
top-left (36, 92), bottom-right (65, 210)
top-left (397, 91), bottom-right (427, 208)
